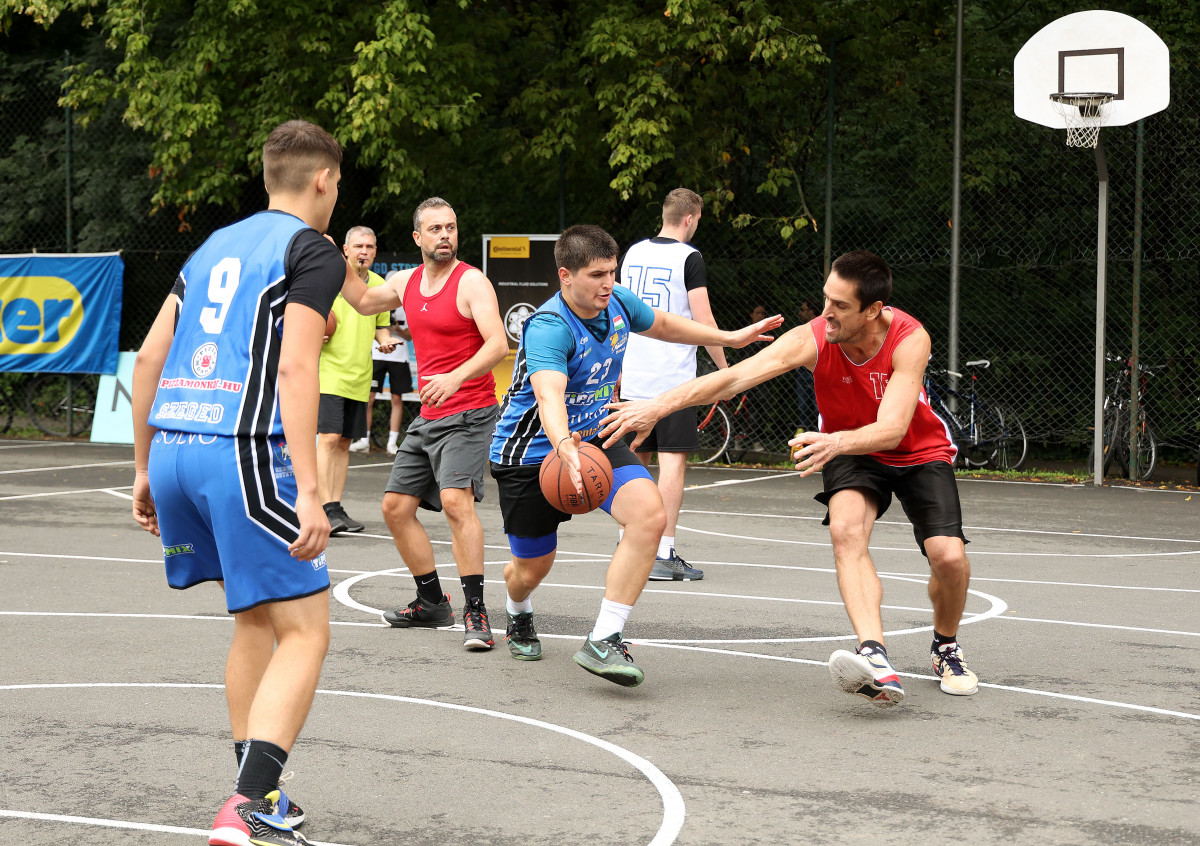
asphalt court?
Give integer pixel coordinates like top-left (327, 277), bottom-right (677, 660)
top-left (1, 439), bottom-right (1198, 845)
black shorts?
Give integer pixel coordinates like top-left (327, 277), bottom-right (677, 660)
top-left (491, 437), bottom-right (643, 538)
top-left (814, 454), bottom-right (968, 555)
top-left (371, 360), bottom-right (413, 395)
top-left (630, 405), bottom-right (698, 453)
top-left (317, 394), bottom-right (368, 440)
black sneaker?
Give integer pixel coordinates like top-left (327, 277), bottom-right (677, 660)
top-left (323, 502), bottom-right (349, 536)
top-left (648, 552), bottom-right (704, 581)
top-left (504, 611), bottom-right (542, 660)
top-left (463, 598), bottom-right (495, 650)
top-left (336, 504), bottom-right (364, 533)
top-left (382, 593), bottom-right (455, 628)
top-left (572, 632), bottom-right (645, 687)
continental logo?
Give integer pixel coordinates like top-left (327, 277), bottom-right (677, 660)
top-left (0, 275), bottom-right (84, 354)
top-left (489, 237), bottom-right (530, 259)
top-left (162, 543), bottom-right (195, 557)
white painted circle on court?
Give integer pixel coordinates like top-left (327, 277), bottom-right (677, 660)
top-left (0, 682), bottom-right (685, 846)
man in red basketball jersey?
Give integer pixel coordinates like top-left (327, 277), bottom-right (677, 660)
top-left (341, 197), bottom-right (508, 650)
top-left (601, 250), bottom-right (979, 707)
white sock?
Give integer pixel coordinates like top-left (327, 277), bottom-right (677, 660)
top-left (657, 536), bottom-right (674, 559)
top-left (506, 595), bottom-right (533, 615)
top-left (590, 598), bottom-right (633, 641)
top-left (387, 431), bottom-right (399, 447)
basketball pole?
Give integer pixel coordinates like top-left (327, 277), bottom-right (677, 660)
top-left (1092, 139), bottom-right (1108, 486)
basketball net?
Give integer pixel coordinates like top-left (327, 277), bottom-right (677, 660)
top-left (1049, 92), bottom-right (1115, 148)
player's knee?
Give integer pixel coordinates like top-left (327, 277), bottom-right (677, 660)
top-left (381, 492), bottom-right (417, 525)
top-left (440, 490), bottom-right (479, 527)
top-left (828, 518), bottom-right (869, 550)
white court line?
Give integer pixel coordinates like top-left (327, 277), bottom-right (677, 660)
top-left (0, 682), bottom-right (685, 846)
top-left (0, 809), bottom-right (354, 845)
top-left (0, 441), bottom-right (76, 450)
top-left (679, 507), bottom-right (1200, 545)
top-left (0, 485), bottom-right (135, 501)
top-left (684, 471), bottom-right (801, 490)
top-left (0, 459), bottom-right (133, 475)
top-left (4, 611), bottom-right (1198, 722)
top-left (679, 523), bottom-right (1200, 558)
top-left (633, 642), bottom-right (1200, 722)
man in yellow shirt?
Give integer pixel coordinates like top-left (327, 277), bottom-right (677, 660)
top-left (317, 225), bottom-right (393, 533)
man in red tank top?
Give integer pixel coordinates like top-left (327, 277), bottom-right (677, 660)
top-left (601, 250), bottom-right (979, 708)
top-left (340, 197), bottom-right (508, 651)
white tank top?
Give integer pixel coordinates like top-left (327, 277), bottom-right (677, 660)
top-left (618, 238), bottom-right (699, 398)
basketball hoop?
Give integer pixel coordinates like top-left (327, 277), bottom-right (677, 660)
top-left (1049, 92), bottom-right (1115, 148)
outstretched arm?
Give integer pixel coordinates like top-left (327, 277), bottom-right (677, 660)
top-left (686, 287), bottom-right (728, 369)
top-left (601, 324), bottom-right (815, 448)
top-left (641, 309), bottom-right (784, 351)
top-left (790, 329), bottom-right (931, 476)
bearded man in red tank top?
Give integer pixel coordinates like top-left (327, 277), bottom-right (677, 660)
top-left (600, 250), bottom-right (979, 708)
top-left (340, 197), bottom-right (508, 651)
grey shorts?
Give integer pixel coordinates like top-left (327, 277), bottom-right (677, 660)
top-left (385, 405), bottom-right (500, 512)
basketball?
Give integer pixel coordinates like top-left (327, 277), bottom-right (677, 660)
top-left (540, 442), bottom-right (613, 514)
top-left (324, 310), bottom-right (337, 338)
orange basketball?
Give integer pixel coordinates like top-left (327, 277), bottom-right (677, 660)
top-left (539, 442), bottom-right (614, 514)
top-left (324, 310), bottom-right (338, 338)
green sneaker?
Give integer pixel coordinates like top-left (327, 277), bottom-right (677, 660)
top-left (572, 632), bottom-right (644, 687)
top-left (504, 611), bottom-right (542, 660)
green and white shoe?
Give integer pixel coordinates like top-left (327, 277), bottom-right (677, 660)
top-left (504, 611), bottom-right (542, 660)
top-left (572, 632), bottom-right (644, 687)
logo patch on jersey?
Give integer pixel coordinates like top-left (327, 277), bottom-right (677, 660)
top-left (613, 315), bottom-right (626, 330)
top-left (191, 342), bottom-right (218, 377)
top-left (310, 551), bottom-right (328, 571)
top-left (162, 543), bottom-right (195, 557)
top-left (274, 440), bottom-right (292, 464)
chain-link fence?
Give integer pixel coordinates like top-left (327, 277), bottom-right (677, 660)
top-left (3, 42), bottom-right (1198, 471)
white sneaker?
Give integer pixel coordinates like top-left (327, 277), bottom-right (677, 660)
top-left (348, 437), bottom-right (370, 453)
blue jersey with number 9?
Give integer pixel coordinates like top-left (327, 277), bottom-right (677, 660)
top-left (150, 211), bottom-right (312, 437)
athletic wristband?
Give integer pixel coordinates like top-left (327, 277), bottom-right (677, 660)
top-left (555, 435), bottom-right (572, 455)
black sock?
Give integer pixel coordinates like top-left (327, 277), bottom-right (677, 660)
top-left (234, 739), bottom-right (249, 767)
top-left (460, 575), bottom-right (484, 606)
top-left (859, 639), bottom-right (887, 657)
top-left (932, 630), bottom-right (957, 653)
top-left (236, 739), bottom-right (287, 801)
top-left (415, 571), bottom-right (444, 604)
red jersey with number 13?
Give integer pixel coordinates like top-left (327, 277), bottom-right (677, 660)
top-left (810, 307), bottom-right (956, 466)
top-left (404, 261), bottom-right (497, 420)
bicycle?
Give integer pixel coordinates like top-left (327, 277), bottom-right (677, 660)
top-left (692, 392), bottom-right (755, 464)
top-left (24, 372), bottom-right (98, 437)
top-left (1088, 355), bottom-right (1161, 481)
top-left (923, 359), bottom-right (1028, 470)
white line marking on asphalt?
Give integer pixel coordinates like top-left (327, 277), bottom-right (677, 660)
top-left (0, 460), bottom-right (133, 475)
top-left (0, 682), bottom-right (685, 846)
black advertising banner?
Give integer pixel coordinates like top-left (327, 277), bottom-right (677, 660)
top-left (482, 235), bottom-right (560, 350)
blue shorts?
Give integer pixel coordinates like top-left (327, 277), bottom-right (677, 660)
top-left (148, 431), bottom-right (330, 613)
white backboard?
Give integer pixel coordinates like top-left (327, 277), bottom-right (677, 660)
top-left (1014, 10), bottom-right (1169, 129)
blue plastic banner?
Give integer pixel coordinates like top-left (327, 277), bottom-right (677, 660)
top-left (0, 252), bottom-right (124, 374)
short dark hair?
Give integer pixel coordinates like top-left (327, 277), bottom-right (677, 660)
top-left (830, 250), bottom-right (892, 310)
top-left (662, 188), bottom-right (703, 226)
top-left (262, 120), bottom-right (342, 195)
top-left (555, 225), bottom-right (618, 273)
top-left (413, 197), bottom-right (454, 232)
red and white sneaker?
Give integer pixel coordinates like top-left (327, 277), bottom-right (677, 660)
top-left (829, 647), bottom-right (906, 707)
top-left (209, 790), bottom-right (310, 846)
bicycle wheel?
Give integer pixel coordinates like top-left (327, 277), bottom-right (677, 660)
top-left (1087, 402), bottom-right (1124, 477)
top-left (25, 373), bottom-right (96, 437)
top-left (988, 405), bottom-right (1027, 470)
top-left (691, 403), bottom-right (731, 464)
top-left (1128, 411), bottom-right (1157, 481)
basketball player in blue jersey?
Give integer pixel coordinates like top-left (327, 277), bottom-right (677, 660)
top-left (130, 120), bottom-right (352, 846)
top-left (488, 225), bottom-right (781, 686)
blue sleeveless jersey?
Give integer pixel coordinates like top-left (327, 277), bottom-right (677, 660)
top-left (150, 212), bottom-right (311, 437)
top-left (490, 292), bottom-right (631, 466)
